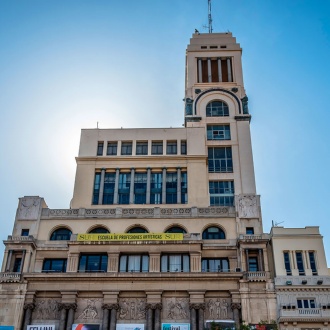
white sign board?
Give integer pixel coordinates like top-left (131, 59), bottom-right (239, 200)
top-left (27, 326), bottom-right (55, 330)
top-left (162, 323), bottom-right (190, 330)
top-left (116, 324), bottom-right (145, 330)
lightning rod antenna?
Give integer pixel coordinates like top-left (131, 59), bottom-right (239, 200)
top-left (208, 0), bottom-right (213, 33)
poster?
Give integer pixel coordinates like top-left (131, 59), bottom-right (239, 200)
top-left (162, 323), bottom-right (190, 330)
top-left (116, 324), bottom-right (145, 330)
top-left (72, 325), bottom-right (100, 330)
top-left (27, 326), bottom-right (55, 330)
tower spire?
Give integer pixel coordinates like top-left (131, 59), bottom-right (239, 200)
top-left (208, 0), bottom-right (213, 33)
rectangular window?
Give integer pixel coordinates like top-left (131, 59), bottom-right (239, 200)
top-left (107, 142), bottom-right (117, 156)
top-left (161, 254), bottom-right (190, 272)
top-left (42, 259), bottom-right (67, 273)
top-left (209, 181), bottom-right (234, 206)
top-left (92, 172), bottom-right (101, 205)
top-left (136, 141), bottom-right (148, 155)
top-left (166, 172), bottom-right (177, 204)
top-left (103, 172), bottom-right (116, 204)
top-left (97, 142), bottom-right (104, 156)
top-left (207, 125), bottom-right (231, 140)
top-left (152, 141), bottom-right (163, 155)
top-left (119, 255), bottom-right (149, 272)
top-left (246, 227), bottom-right (254, 235)
top-left (202, 258), bottom-right (229, 272)
top-left (21, 229), bottom-right (29, 236)
top-left (248, 257), bottom-right (258, 272)
top-left (118, 173), bottom-right (131, 204)
top-left (150, 173), bottom-right (162, 204)
top-left (297, 299), bottom-right (316, 309)
top-left (13, 257), bottom-right (22, 272)
top-left (121, 142), bottom-right (132, 155)
top-left (283, 252), bottom-right (292, 275)
top-left (78, 254), bottom-right (107, 272)
top-left (134, 173), bottom-right (147, 204)
top-left (166, 141), bottom-right (177, 155)
top-left (181, 140), bottom-right (187, 155)
top-left (208, 147), bottom-right (233, 173)
top-left (181, 172), bottom-right (188, 204)
top-left (309, 252), bottom-right (317, 275)
top-left (296, 252), bottom-right (305, 275)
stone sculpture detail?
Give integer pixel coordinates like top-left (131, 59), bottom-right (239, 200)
top-left (237, 195), bottom-right (258, 218)
top-left (118, 298), bottom-right (146, 320)
top-left (206, 299), bottom-right (231, 319)
top-left (164, 298), bottom-right (189, 320)
top-left (78, 299), bottom-right (99, 320)
top-left (34, 299), bottom-right (60, 319)
top-left (18, 197), bottom-right (41, 220)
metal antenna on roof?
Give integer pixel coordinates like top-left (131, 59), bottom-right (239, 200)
top-left (208, 0), bottom-right (213, 33)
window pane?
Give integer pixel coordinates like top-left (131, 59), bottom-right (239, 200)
top-left (206, 101), bottom-right (229, 117)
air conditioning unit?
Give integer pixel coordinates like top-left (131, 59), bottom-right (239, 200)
top-left (317, 279), bottom-right (323, 285)
top-left (322, 305), bottom-right (327, 310)
top-left (286, 280), bottom-right (292, 285)
top-left (235, 267), bottom-right (241, 272)
top-left (301, 279), bottom-right (307, 284)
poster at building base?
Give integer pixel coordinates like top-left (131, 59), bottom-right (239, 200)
top-left (162, 323), bottom-right (190, 330)
top-left (27, 326), bottom-right (55, 330)
top-left (0, 327), bottom-right (14, 330)
top-left (116, 324), bottom-right (145, 330)
top-left (72, 325), bottom-right (100, 330)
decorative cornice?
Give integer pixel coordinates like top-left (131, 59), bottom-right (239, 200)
top-left (231, 303), bottom-right (241, 310)
top-left (235, 115), bottom-right (251, 122)
top-left (24, 303), bottom-right (35, 310)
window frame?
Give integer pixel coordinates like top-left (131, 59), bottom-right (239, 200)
top-left (42, 258), bottom-right (67, 273)
top-left (206, 101), bottom-right (229, 117)
top-left (209, 180), bottom-right (234, 206)
top-left (78, 254), bottom-right (108, 273)
top-left (151, 141), bottom-right (163, 155)
top-left (166, 141), bottom-right (177, 155)
top-left (207, 125), bottom-right (231, 140)
top-left (97, 141), bottom-right (104, 156)
top-left (121, 141), bottom-right (133, 155)
top-left (201, 258), bottom-right (229, 272)
top-left (161, 254), bottom-right (190, 272)
top-left (107, 142), bottom-right (118, 156)
top-left (136, 141), bottom-right (148, 155)
top-left (208, 147), bottom-right (233, 173)
top-left (50, 228), bottom-right (72, 241)
top-left (119, 254), bottom-right (149, 273)
top-left (202, 226), bottom-right (226, 240)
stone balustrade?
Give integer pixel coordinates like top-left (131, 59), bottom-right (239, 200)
top-left (0, 272), bottom-right (21, 283)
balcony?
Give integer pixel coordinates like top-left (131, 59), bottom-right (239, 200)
top-left (238, 234), bottom-right (270, 242)
top-left (0, 272), bottom-right (21, 283)
top-left (279, 308), bottom-right (330, 319)
top-left (244, 271), bottom-right (269, 282)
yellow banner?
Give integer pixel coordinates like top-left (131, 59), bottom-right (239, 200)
top-left (77, 233), bottom-right (183, 241)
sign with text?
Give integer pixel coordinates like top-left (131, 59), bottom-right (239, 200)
top-left (0, 327), bottom-right (14, 330)
top-left (72, 325), bottom-right (100, 330)
top-left (162, 323), bottom-right (190, 330)
top-left (77, 233), bottom-right (183, 242)
top-left (27, 326), bottom-right (55, 330)
top-left (116, 324), bottom-right (145, 330)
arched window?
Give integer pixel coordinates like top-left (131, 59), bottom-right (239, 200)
top-left (206, 101), bottom-right (229, 117)
top-left (127, 227), bottom-right (148, 233)
top-left (202, 226), bottom-right (225, 240)
top-left (165, 226), bottom-right (187, 234)
top-left (89, 227), bottom-right (110, 234)
top-left (50, 228), bottom-right (72, 241)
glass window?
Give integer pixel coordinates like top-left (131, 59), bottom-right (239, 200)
top-left (121, 142), bottom-right (132, 155)
top-left (202, 227), bottom-right (225, 240)
top-left (181, 140), bottom-right (187, 155)
top-left (127, 227), bottom-right (148, 233)
top-left (134, 173), bottom-right (147, 204)
top-left (136, 141), bottom-right (148, 155)
top-left (21, 229), bottom-right (29, 236)
top-left (150, 173), bottom-right (162, 204)
top-left (166, 172), bottom-right (177, 204)
top-left (297, 299), bottom-right (316, 309)
top-left (43, 259), bottom-right (67, 273)
top-left (78, 254), bottom-right (107, 272)
top-left (165, 226), bottom-right (186, 234)
top-left (167, 141), bottom-right (177, 155)
top-left (309, 252), bottom-right (317, 275)
top-left (296, 252), bottom-right (305, 275)
top-left (50, 228), bottom-right (72, 241)
top-left (209, 181), bottom-right (234, 206)
top-left (208, 147), bottom-right (233, 173)
top-left (107, 142), bottom-right (117, 156)
top-left (92, 172), bottom-right (101, 205)
top-left (202, 258), bottom-right (229, 272)
top-left (181, 172), bottom-right (188, 204)
top-left (207, 125), bottom-right (231, 140)
top-left (103, 172), bottom-right (115, 204)
top-left (89, 227), bottom-right (110, 234)
top-left (97, 142), bottom-right (104, 156)
top-left (161, 254), bottom-right (190, 272)
top-left (248, 257), bottom-right (258, 272)
top-left (119, 255), bottom-right (149, 272)
top-left (152, 141), bottom-right (163, 155)
top-left (118, 173), bottom-right (131, 204)
top-left (206, 101), bottom-right (229, 117)
top-left (283, 252), bottom-right (292, 275)
top-left (246, 227), bottom-right (254, 235)
top-left (13, 258), bottom-right (22, 272)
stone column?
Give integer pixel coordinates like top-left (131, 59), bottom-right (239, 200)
top-left (231, 303), bottom-right (241, 329)
top-left (197, 305), bottom-right (205, 330)
top-left (177, 167), bottom-right (181, 204)
top-left (227, 58), bottom-right (232, 82)
top-left (66, 303), bottom-right (77, 330)
top-left (129, 168), bottom-right (135, 204)
top-left (189, 304), bottom-right (197, 330)
top-left (22, 303), bottom-right (35, 330)
top-left (146, 304), bottom-right (154, 330)
top-left (98, 168), bottom-right (106, 205)
top-left (217, 58), bottom-right (222, 82)
top-left (207, 58), bottom-right (212, 82)
top-left (102, 304), bottom-right (110, 330)
top-left (20, 250), bottom-right (26, 273)
top-left (258, 249), bottom-right (263, 271)
top-left (245, 249), bottom-right (249, 271)
top-left (114, 168), bottom-right (120, 204)
top-left (23, 250), bottom-right (32, 273)
top-left (109, 304), bottom-right (119, 330)
top-left (59, 305), bottom-right (68, 330)
top-left (197, 58), bottom-right (202, 83)
top-left (154, 304), bottom-right (162, 330)
top-left (263, 248), bottom-right (269, 271)
top-left (5, 250), bottom-right (12, 272)
top-left (162, 168), bottom-right (166, 204)
top-left (146, 167), bottom-right (151, 204)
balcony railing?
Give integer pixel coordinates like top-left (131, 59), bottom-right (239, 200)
top-left (280, 308), bottom-right (330, 318)
top-left (0, 272), bottom-right (21, 283)
top-left (244, 271), bottom-right (268, 281)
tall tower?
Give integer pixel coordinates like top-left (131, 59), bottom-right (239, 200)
top-left (184, 32), bottom-right (261, 235)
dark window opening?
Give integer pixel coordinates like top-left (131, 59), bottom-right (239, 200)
top-left (43, 259), bottom-right (67, 273)
top-left (78, 254), bottom-right (107, 272)
top-left (97, 142), bottom-right (104, 156)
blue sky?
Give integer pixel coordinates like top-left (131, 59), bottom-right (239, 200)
top-left (0, 0), bottom-right (329, 265)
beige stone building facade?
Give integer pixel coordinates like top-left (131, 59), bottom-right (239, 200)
top-left (1, 31), bottom-right (319, 330)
